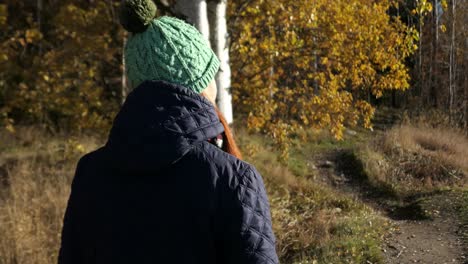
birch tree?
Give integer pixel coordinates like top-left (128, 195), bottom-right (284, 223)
top-left (208, 0), bottom-right (233, 124)
top-left (122, 37), bottom-right (129, 104)
top-left (175, 0), bottom-right (234, 124)
top-left (414, 0), bottom-right (433, 100)
top-left (174, 0), bottom-right (210, 41)
top-left (120, 0), bottom-right (234, 122)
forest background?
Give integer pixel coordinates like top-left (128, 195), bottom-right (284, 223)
top-left (0, 0), bottom-right (467, 263)
top-left (1, 0), bottom-right (466, 145)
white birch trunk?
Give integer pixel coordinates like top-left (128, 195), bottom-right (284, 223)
top-left (121, 0), bottom-right (129, 103)
top-left (208, 0), bottom-right (233, 124)
top-left (122, 37), bottom-right (129, 104)
top-left (175, 0), bottom-right (210, 43)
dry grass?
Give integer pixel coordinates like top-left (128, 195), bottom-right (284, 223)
top-left (0, 159), bottom-right (70, 263)
top-left (361, 124), bottom-right (468, 194)
top-left (0, 127), bottom-right (386, 264)
top-left (1, 120), bottom-right (465, 264)
top-left (385, 125), bottom-right (468, 173)
top-left (238, 130), bottom-right (386, 263)
top-left (0, 127), bottom-right (98, 264)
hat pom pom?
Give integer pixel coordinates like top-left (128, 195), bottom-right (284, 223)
top-left (119, 0), bottom-right (157, 33)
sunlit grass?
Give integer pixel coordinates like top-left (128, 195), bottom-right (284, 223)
top-left (2, 123), bottom-right (465, 263)
top-left (237, 128), bottom-right (387, 263)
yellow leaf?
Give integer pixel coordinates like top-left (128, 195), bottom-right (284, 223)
top-left (439, 24), bottom-right (446, 33)
top-left (6, 124), bottom-right (15, 133)
top-left (25, 29), bottom-right (43, 43)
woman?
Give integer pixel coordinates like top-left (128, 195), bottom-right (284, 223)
top-left (58, 0), bottom-right (278, 263)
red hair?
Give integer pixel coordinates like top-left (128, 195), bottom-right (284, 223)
top-left (201, 92), bottom-right (242, 159)
top-left (215, 107), bottom-right (242, 160)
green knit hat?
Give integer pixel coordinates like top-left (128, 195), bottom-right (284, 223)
top-left (119, 0), bottom-right (220, 93)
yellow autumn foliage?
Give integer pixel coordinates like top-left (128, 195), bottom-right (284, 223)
top-left (1, 0), bottom-right (420, 152)
top-left (0, 1), bottom-right (122, 132)
top-left (229, 0), bottom-right (417, 158)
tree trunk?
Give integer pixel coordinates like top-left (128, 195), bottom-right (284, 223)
top-left (429, 0), bottom-right (438, 107)
top-left (37, 0), bottom-right (42, 54)
top-left (174, 0), bottom-right (234, 123)
top-left (464, 29), bottom-right (468, 130)
top-left (267, 15), bottom-right (275, 99)
top-left (121, 37), bottom-right (129, 104)
top-left (449, 0), bottom-right (456, 123)
top-left (175, 0), bottom-right (210, 42)
top-left (208, 0), bottom-right (233, 124)
top-left (418, 11), bottom-right (423, 100)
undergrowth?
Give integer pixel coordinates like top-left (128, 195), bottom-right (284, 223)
top-left (3, 122), bottom-right (464, 264)
top-left (0, 127), bottom-right (388, 264)
top-left (238, 129), bottom-right (387, 263)
top-left (360, 124), bottom-right (468, 196)
top-left (0, 127), bottom-right (98, 264)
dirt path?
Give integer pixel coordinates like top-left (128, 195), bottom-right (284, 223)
top-left (382, 191), bottom-right (467, 264)
top-left (383, 218), bottom-right (465, 264)
top-left (314, 149), bottom-right (467, 264)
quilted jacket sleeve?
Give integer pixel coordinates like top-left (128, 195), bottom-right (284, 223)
top-left (216, 165), bottom-right (279, 264)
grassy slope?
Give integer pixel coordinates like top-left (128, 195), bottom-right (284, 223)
top-left (1, 123), bottom-right (466, 264)
top-left (241, 121), bottom-right (468, 263)
top-left (237, 129), bottom-right (388, 263)
top-left (0, 128), bottom-right (99, 264)
top-left (339, 123), bottom-right (468, 256)
top-left (0, 127), bottom-right (388, 264)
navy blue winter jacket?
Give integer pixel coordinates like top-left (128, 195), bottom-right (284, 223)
top-left (58, 80), bottom-right (279, 264)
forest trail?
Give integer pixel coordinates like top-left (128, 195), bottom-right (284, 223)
top-left (382, 217), bottom-right (464, 263)
top-left (313, 148), bottom-right (467, 264)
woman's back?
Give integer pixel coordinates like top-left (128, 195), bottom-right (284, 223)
top-left (58, 81), bottom-right (278, 264)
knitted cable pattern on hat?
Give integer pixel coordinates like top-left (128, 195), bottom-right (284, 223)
top-left (121, 5), bottom-right (220, 94)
